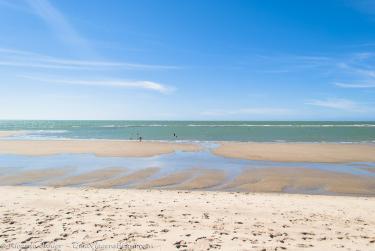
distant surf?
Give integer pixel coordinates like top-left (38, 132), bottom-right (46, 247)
top-left (1, 120), bottom-right (375, 142)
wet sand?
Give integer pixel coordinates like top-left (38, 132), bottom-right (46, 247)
top-left (0, 130), bottom-right (24, 138)
top-left (362, 167), bottom-right (375, 173)
top-left (0, 168), bottom-right (70, 186)
top-left (174, 169), bottom-right (228, 190)
top-left (2, 139), bottom-right (375, 163)
top-left (48, 167), bottom-right (127, 187)
top-left (92, 167), bottom-right (160, 188)
top-left (0, 140), bottom-right (201, 157)
top-left (225, 167), bottom-right (375, 196)
top-left (0, 166), bottom-right (374, 196)
top-left (137, 170), bottom-right (195, 189)
top-left (137, 169), bottom-right (228, 190)
top-left (0, 186), bottom-right (374, 251)
top-left (213, 142), bottom-right (375, 163)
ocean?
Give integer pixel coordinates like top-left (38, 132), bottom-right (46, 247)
top-left (1, 120), bottom-right (375, 142)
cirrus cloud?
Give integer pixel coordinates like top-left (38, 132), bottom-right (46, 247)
top-left (22, 75), bottom-right (174, 94)
top-left (201, 107), bottom-right (293, 116)
top-left (306, 98), bottom-right (361, 111)
top-left (334, 82), bottom-right (375, 88)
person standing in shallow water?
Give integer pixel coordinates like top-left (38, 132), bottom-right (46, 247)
top-left (139, 136), bottom-right (142, 142)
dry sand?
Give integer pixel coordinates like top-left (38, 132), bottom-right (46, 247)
top-left (0, 140), bottom-right (201, 157)
top-left (0, 186), bottom-right (374, 251)
top-left (213, 142), bottom-right (375, 163)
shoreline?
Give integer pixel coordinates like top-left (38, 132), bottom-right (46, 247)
top-left (0, 186), bottom-right (374, 250)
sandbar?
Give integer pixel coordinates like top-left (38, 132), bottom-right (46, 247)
top-left (0, 130), bottom-right (25, 138)
top-left (0, 140), bottom-right (201, 157)
top-left (213, 142), bottom-right (375, 162)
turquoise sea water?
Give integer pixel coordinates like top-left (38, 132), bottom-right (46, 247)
top-left (0, 120), bottom-right (375, 142)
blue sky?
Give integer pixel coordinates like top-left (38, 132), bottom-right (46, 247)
top-left (0, 0), bottom-right (375, 120)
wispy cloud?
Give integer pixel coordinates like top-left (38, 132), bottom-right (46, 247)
top-left (22, 76), bottom-right (174, 94)
top-left (0, 0), bottom-right (32, 13)
top-left (352, 52), bottom-right (375, 60)
top-left (1, 0), bottom-right (180, 70)
top-left (0, 47), bottom-right (179, 70)
top-left (345, 0), bottom-right (375, 16)
top-left (332, 51), bottom-right (375, 89)
top-left (338, 63), bottom-right (375, 78)
top-left (306, 98), bottom-right (361, 111)
top-left (25, 0), bottom-right (90, 51)
top-left (250, 53), bottom-right (334, 73)
top-left (334, 82), bottom-right (375, 88)
top-left (252, 51), bottom-right (375, 88)
top-left (201, 107), bottom-right (293, 116)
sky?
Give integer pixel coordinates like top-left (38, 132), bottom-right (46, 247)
top-left (0, 0), bottom-right (375, 120)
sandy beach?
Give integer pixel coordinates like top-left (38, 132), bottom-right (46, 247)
top-left (2, 0), bottom-right (375, 249)
top-left (0, 186), bottom-right (374, 251)
top-left (213, 142), bottom-right (375, 163)
top-left (0, 138), bottom-right (375, 250)
top-left (0, 140), bottom-right (201, 157)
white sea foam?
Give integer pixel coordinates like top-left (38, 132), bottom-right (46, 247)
top-left (97, 124), bottom-right (375, 128)
top-left (186, 124), bottom-right (375, 127)
top-left (99, 124), bottom-right (170, 128)
top-left (28, 130), bottom-right (68, 134)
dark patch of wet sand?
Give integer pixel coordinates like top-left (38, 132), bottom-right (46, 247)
top-left (91, 167), bottom-right (160, 188)
top-left (362, 167), bottom-right (375, 173)
top-left (0, 168), bottom-right (70, 185)
top-left (225, 167), bottom-right (375, 195)
top-left (48, 167), bottom-right (127, 187)
top-left (137, 170), bottom-right (195, 189)
top-left (174, 169), bottom-right (228, 190)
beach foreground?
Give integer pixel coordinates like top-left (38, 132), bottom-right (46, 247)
top-left (0, 186), bottom-right (374, 251)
